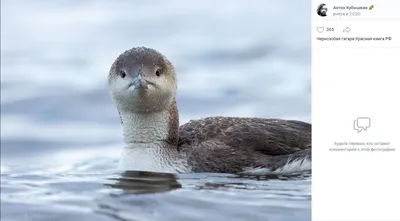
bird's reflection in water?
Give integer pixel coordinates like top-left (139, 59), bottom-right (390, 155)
top-left (104, 170), bottom-right (311, 194)
top-left (105, 171), bottom-right (182, 194)
top-left (238, 170), bottom-right (312, 180)
top-left (190, 171), bottom-right (312, 190)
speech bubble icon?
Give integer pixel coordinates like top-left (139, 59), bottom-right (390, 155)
top-left (353, 117), bottom-right (371, 132)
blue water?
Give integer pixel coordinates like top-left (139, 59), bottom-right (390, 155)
top-left (1, 1), bottom-right (311, 220)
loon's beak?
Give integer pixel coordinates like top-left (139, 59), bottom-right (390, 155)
top-left (129, 72), bottom-right (148, 89)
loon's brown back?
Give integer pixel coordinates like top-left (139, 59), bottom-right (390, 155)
top-left (177, 117), bottom-right (311, 155)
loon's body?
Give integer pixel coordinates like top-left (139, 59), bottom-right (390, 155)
top-left (108, 47), bottom-right (311, 174)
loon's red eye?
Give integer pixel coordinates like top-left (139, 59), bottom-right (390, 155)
top-left (120, 70), bottom-right (126, 78)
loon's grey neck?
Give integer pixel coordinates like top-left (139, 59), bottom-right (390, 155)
top-left (118, 101), bottom-right (179, 148)
top-left (116, 101), bottom-right (188, 173)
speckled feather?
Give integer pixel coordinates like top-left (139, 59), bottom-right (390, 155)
top-left (175, 111), bottom-right (311, 173)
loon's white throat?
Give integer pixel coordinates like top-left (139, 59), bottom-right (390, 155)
top-left (116, 105), bottom-right (189, 173)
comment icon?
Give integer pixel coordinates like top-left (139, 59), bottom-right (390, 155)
top-left (353, 117), bottom-right (371, 133)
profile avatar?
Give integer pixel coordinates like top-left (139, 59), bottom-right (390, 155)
top-left (317, 4), bottom-right (328, 17)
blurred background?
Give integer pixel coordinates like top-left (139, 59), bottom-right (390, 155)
top-left (1, 1), bottom-right (311, 221)
top-left (1, 0), bottom-right (310, 167)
